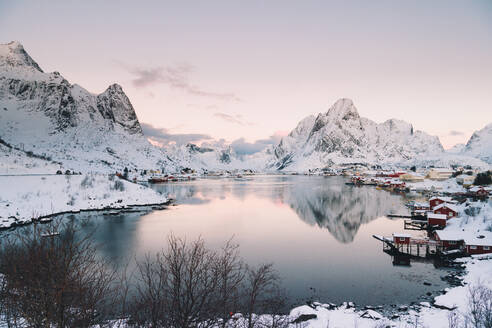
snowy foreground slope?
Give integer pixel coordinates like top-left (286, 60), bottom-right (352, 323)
top-left (270, 98), bottom-right (491, 171)
top-left (0, 41), bottom-right (177, 173)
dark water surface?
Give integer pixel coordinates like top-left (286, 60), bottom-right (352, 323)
top-left (71, 175), bottom-right (452, 308)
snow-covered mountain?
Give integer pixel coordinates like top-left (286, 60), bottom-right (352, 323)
top-left (461, 123), bottom-right (492, 164)
top-left (270, 98), bottom-right (445, 170)
top-left (0, 41), bottom-right (175, 173)
top-left (167, 142), bottom-right (271, 171)
top-left (1, 41), bottom-right (489, 173)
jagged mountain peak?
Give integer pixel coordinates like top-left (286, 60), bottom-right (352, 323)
top-left (104, 83), bottom-right (124, 93)
top-left (0, 41), bottom-right (43, 73)
top-left (96, 83), bottom-right (142, 135)
top-left (462, 122), bottom-right (492, 163)
top-left (272, 99), bottom-right (445, 170)
top-left (326, 98), bottom-right (359, 121)
top-left (382, 118), bottom-right (413, 134)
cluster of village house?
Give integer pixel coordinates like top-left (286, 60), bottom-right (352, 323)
top-left (349, 167), bottom-right (492, 256)
top-left (401, 196), bottom-right (492, 255)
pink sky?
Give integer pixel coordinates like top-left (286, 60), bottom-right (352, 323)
top-left (1, 1), bottom-right (491, 150)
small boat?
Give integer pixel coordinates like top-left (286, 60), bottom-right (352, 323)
top-left (148, 176), bottom-right (169, 183)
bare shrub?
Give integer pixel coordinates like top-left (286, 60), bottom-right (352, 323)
top-left (80, 174), bottom-right (95, 188)
top-left (131, 235), bottom-right (220, 328)
top-left (67, 194), bottom-right (76, 206)
top-left (0, 221), bottom-right (117, 327)
top-left (111, 179), bottom-right (125, 192)
top-left (447, 310), bottom-right (460, 328)
top-left (243, 263), bottom-right (286, 328)
top-left (129, 235), bottom-right (286, 328)
top-left (465, 281), bottom-right (492, 328)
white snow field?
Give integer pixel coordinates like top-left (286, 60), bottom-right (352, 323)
top-left (0, 174), bottom-right (167, 229)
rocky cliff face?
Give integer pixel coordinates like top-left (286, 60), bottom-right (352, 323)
top-left (271, 98), bottom-right (445, 170)
top-left (0, 41), bottom-right (171, 172)
top-left (462, 123), bottom-right (492, 164)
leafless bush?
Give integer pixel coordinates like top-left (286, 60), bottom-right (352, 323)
top-left (67, 194), bottom-right (76, 206)
top-left (0, 221), bottom-right (117, 327)
top-left (447, 310), bottom-right (460, 328)
top-left (131, 235), bottom-right (222, 328)
top-left (129, 235), bottom-right (286, 328)
top-left (243, 263), bottom-right (286, 328)
top-left (465, 281), bottom-right (492, 328)
top-left (80, 174), bottom-right (95, 188)
top-left (111, 179), bottom-right (125, 192)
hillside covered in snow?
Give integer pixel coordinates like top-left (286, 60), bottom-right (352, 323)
top-left (0, 41), bottom-right (177, 173)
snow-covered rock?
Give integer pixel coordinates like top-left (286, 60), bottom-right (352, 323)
top-left (0, 41), bottom-right (175, 173)
top-left (462, 123), bottom-right (492, 164)
top-left (271, 98), bottom-right (445, 170)
top-left (167, 142), bottom-right (272, 172)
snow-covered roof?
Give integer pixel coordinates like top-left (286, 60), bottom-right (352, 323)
top-left (435, 230), bottom-right (464, 241)
top-left (463, 231), bottom-right (492, 246)
top-left (393, 233), bottom-right (411, 238)
top-left (469, 186), bottom-right (491, 192)
top-left (433, 203), bottom-right (459, 213)
top-left (427, 213), bottom-right (447, 220)
top-left (429, 196), bottom-right (453, 202)
top-left (429, 168), bottom-right (454, 173)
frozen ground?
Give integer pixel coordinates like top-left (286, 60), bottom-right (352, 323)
top-left (0, 174), bottom-right (167, 229)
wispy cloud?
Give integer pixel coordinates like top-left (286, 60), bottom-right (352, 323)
top-left (448, 130), bottom-right (464, 136)
top-left (122, 62), bottom-right (240, 102)
top-left (213, 112), bottom-right (254, 126)
top-left (141, 122), bottom-right (212, 146)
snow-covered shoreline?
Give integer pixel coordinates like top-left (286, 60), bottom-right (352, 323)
top-left (0, 173), bottom-right (168, 229)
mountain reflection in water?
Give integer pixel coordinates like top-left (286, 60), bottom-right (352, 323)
top-left (70, 175), bottom-right (450, 307)
top-left (152, 175), bottom-right (405, 243)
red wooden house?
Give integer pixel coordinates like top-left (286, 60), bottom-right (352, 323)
top-left (429, 196), bottom-right (455, 209)
top-left (393, 233), bottom-right (411, 245)
top-left (427, 213), bottom-right (448, 227)
top-left (464, 232), bottom-right (492, 255)
top-left (469, 186), bottom-right (491, 198)
top-left (433, 203), bottom-right (458, 219)
top-left (434, 231), bottom-right (464, 249)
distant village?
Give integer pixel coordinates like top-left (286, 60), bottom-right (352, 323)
top-left (340, 166), bottom-right (492, 258)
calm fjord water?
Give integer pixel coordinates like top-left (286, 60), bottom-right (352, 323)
top-left (80, 175), bottom-right (451, 308)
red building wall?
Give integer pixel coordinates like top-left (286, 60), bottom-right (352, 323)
top-left (430, 199), bottom-right (444, 209)
top-left (393, 236), bottom-right (410, 244)
top-left (466, 245), bottom-right (492, 255)
top-left (428, 218), bottom-right (446, 227)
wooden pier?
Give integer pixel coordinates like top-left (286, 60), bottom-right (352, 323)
top-left (387, 214), bottom-right (412, 219)
top-left (404, 219), bottom-right (428, 230)
top-left (372, 235), bottom-right (441, 259)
